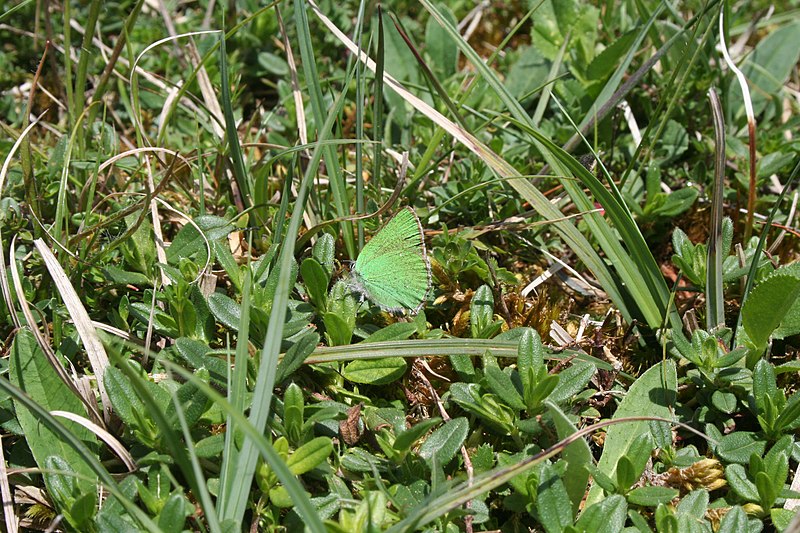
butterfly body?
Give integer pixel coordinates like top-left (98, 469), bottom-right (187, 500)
top-left (349, 207), bottom-right (432, 314)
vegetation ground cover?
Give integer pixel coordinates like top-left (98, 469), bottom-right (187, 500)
top-left (1, 0), bottom-right (800, 531)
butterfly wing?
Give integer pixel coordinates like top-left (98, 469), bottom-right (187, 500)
top-left (353, 207), bottom-right (431, 313)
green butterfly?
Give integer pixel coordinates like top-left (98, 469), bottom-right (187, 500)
top-left (349, 207), bottom-right (432, 314)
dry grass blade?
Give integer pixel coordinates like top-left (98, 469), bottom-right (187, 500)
top-left (50, 411), bottom-right (136, 471)
top-left (33, 239), bottom-right (112, 422)
top-left (719, 8), bottom-right (757, 241)
top-left (8, 237), bottom-right (104, 424)
top-left (0, 435), bottom-right (19, 533)
top-left (154, 0), bottom-right (225, 139)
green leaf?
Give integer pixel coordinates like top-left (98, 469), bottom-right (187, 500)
top-left (585, 29), bottom-right (637, 80)
top-left (575, 494), bottom-right (627, 532)
top-left (717, 505), bottom-right (747, 533)
top-left (284, 383), bottom-right (305, 444)
top-left (9, 331), bottom-right (99, 527)
top-left (770, 508), bottom-right (796, 531)
top-left (711, 390), bottom-right (738, 414)
top-left (676, 489), bottom-right (708, 519)
top-left (418, 418), bottom-right (468, 466)
top-left (753, 359), bottom-right (777, 413)
top-left (733, 20), bottom-right (800, 116)
top-left (173, 337), bottom-right (228, 386)
top-left (275, 332), bottom-right (319, 384)
top-left (529, 374), bottom-right (560, 409)
top-left (470, 285), bottom-right (496, 338)
top-left (764, 437), bottom-right (791, 483)
top-left (157, 493), bottom-right (189, 532)
top-left (300, 258), bottom-right (329, 310)
top-left (616, 456), bottom-right (638, 492)
top-left (755, 470), bottom-right (778, 509)
top-left (361, 322), bottom-right (418, 343)
top-left (725, 464), bottom-right (759, 502)
top-left (547, 401), bottom-right (592, 516)
top-left (484, 365), bottom-right (526, 410)
top-left (324, 311), bottom-right (354, 347)
top-left (166, 215), bottom-right (234, 265)
top-left (312, 233), bottom-right (335, 277)
top-left (716, 432), bottom-right (767, 464)
top-left (741, 272), bottom-right (800, 352)
top-left (287, 437), bottom-right (333, 475)
top-left (548, 361), bottom-right (595, 405)
top-left (165, 369), bottom-right (211, 429)
top-left (424, 4), bottom-right (458, 77)
top-left (585, 361), bottom-right (676, 507)
top-left (392, 417), bottom-right (442, 454)
top-left (626, 486), bottom-right (679, 507)
top-left (342, 357), bottom-right (407, 385)
top-left (103, 265), bottom-right (151, 286)
top-left (654, 503), bottom-right (679, 533)
top-left (775, 392), bottom-right (800, 432)
top-left (537, 462), bottom-right (573, 533)
top-left (517, 328), bottom-right (543, 393)
top-left (105, 365), bottom-right (145, 428)
top-left (626, 433), bottom-right (653, 482)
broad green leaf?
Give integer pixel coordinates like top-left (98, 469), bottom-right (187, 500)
top-left (287, 437), bottom-right (333, 475)
top-left (547, 401), bottom-right (592, 516)
top-left (626, 486), bottom-right (679, 507)
top-left (484, 365), bottom-right (526, 411)
top-left (157, 493), bottom-right (189, 532)
top-left (300, 258), bottom-right (329, 310)
top-left (361, 322), bottom-right (418, 343)
top-left (547, 361), bottom-right (595, 405)
top-left (537, 462), bottom-right (573, 533)
top-left (676, 489), bottom-right (708, 519)
top-left (733, 20), bottom-right (800, 116)
top-left (717, 505), bottom-right (747, 533)
top-left (418, 418), bottom-right (468, 466)
top-left (725, 464), bottom-right (759, 502)
top-left (576, 494), bottom-right (627, 532)
top-left (741, 272), bottom-right (800, 352)
top-left (342, 357), bottom-right (407, 385)
top-left (585, 361), bottom-right (676, 507)
top-left (9, 331), bottom-right (99, 527)
top-left (166, 215), bottom-right (234, 265)
top-left (716, 432), bottom-right (767, 464)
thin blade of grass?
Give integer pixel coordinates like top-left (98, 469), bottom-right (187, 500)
top-left (0, 376), bottom-right (159, 531)
top-left (155, 358), bottom-right (326, 532)
top-left (311, 0), bottom-right (633, 323)
top-left (34, 238), bottom-right (112, 422)
top-left (294, 0), bottom-right (355, 258)
top-left (706, 88), bottom-right (726, 330)
top-left (217, 47), bottom-right (355, 526)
